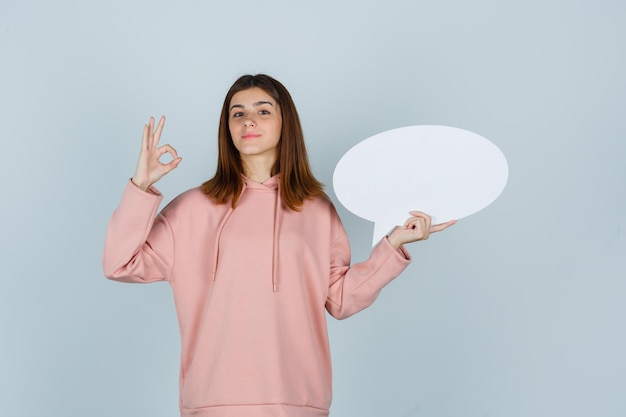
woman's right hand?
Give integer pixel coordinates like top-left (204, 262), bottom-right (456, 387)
top-left (131, 116), bottom-right (182, 191)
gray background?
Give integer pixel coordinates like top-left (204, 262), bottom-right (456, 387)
top-left (1, 0), bottom-right (625, 416)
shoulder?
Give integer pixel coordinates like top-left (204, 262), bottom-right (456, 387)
top-left (302, 192), bottom-right (331, 209)
top-left (298, 193), bottom-right (348, 242)
top-left (175, 186), bottom-right (210, 202)
top-left (162, 187), bottom-right (217, 214)
top-left (300, 192), bottom-right (341, 220)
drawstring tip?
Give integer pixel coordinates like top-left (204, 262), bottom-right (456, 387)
top-left (273, 283), bottom-right (277, 293)
top-left (212, 272), bottom-right (216, 281)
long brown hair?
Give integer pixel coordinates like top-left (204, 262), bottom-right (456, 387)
top-left (201, 74), bottom-right (324, 211)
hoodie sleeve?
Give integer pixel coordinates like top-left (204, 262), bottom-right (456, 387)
top-left (325, 204), bottom-right (412, 320)
top-left (102, 180), bottom-right (175, 283)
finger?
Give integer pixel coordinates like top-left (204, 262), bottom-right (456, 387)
top-left (162, 157), bottom-right (182, 174)
top-left (141, 123), bottom-right (149, 150)
top-left (405, 212), bottom-right (423, 227)
top-left (408, 211), bottom-right (431, 234)
top-left (421, 218), bottom-right (430, 240)
top-left (403, 216), bottom-right (417, 228)
top-left (158, 144), bottom-right (179, 160)
top-left (409, 210), bottom-right (429, 218)
top-left (148, 117), bottom-right (155, 148)
top-left (153, 115), bottom-right (166, 146)
top-left (404, 217), bottom-right (425, 230)
top-left (408, 211), bottom-right (431, 224)
top-left (403, 218), bottom-right (429, 241)
top-left (430, 219), bottom-right (457, 234)
top-left (407, 217), bottom-right (428, 235)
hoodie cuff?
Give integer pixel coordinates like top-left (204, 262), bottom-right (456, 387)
top-left (128, 178), bottom-right (162, 197)
top-left (382, 236), bottom-right (412, 261)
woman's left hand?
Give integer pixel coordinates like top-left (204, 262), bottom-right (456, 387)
top-left (387, 211), bottom-right (456, 249)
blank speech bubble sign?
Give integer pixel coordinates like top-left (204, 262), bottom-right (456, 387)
top-left (333, 125), bottom-right (509, 245)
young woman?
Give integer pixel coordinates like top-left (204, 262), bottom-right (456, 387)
top-left (103, 74), bottom-right (455, 417)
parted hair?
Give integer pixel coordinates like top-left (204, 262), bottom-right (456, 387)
top-left (201, 74), bottom-right (324, 211)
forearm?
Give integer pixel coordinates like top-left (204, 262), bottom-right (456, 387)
top-left (102, 180), bottom-right (173, 283)
top-left (326, 237), bottom-right (411, 319)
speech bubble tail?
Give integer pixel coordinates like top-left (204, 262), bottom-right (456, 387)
top-left (373, 221), bottom-right (396, 247)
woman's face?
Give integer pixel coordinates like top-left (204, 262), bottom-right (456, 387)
top-left (228, 87), bottom-right (282, 163)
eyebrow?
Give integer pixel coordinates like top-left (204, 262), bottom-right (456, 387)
top-left (229, 101), bottom-right (274, 111)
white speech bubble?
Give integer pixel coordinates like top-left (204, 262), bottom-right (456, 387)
top-left (333, 125), bottom-right (508, 245)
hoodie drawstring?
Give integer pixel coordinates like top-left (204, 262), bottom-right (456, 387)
top-left (210, 178), bottom-right (281, 294)
top-left (211, 205), bottom-right (235, 281)
top-left (272, 187), bottom-right (282, 293)
top-left (211, 182), bottom-right (246, 281)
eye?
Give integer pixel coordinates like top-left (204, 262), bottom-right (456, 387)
top-left (231, 111), bottom-right (243, 118)
top-left (258, 109), bottom-right (270, 115)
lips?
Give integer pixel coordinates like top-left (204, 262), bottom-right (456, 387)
top-left (242, 133), bottom-right (260, 140)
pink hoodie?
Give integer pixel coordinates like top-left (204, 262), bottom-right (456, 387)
top-left (103, 176), bottom-right (411, 417)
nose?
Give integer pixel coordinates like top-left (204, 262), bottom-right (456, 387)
top-left (243, 117), bottom-right (255, 127)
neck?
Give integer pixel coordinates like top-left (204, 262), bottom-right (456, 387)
top-left (241, 154), bottom-right (276, 183)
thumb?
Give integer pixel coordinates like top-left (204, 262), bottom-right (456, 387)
top-left (163, 157), bottom-right (182, 174)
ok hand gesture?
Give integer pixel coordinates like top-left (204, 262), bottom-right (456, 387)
top-left (131, 116), bottom-right (182, 191)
